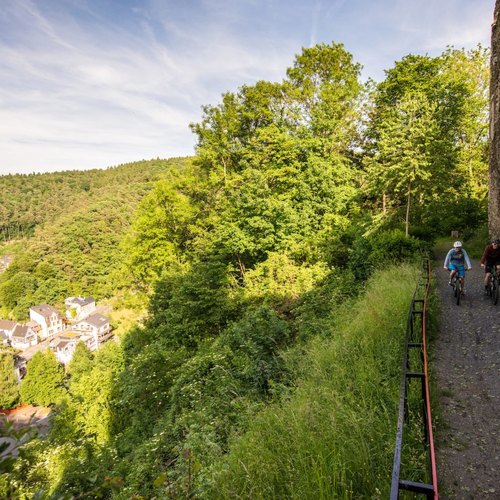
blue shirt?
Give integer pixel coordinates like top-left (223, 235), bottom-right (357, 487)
top-left (444, 248), bottom-right (471, 269)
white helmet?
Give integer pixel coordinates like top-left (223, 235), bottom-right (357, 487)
top-left (453, 241), bottom-right (462, 248)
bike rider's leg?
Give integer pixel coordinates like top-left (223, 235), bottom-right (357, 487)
top-left (485, 269), bottom-right (491, 289)
top-left (449, 269), bottom-right (457, 284)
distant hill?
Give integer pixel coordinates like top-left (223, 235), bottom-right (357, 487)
top-left (0, 157), bottom-right (192, 319)
top-left (0, 159), bottom-right (190, 241)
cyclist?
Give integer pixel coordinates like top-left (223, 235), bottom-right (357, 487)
top-left (443, 241), bottom-right (472, 292)
top-left (480, 238), bottom-right (500, 292)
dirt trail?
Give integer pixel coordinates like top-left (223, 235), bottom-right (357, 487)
top-left (433, 255), bottom-right (500, 499)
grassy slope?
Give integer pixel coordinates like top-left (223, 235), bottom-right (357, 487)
top-left (205, 264), bottom-right (419, 499)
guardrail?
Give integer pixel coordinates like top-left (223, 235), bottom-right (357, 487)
top-left (390, 257), bottom-right (438, 499)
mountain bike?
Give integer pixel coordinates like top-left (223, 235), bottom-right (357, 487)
top-left (487, 266), bottom-right (500, 305)
top-left (450, 272), bottom-right (465, 306)
top-left (451, 274), bottom-right (465, 305)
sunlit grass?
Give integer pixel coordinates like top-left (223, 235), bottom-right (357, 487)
top-left (205, 264), bottom-right (420, 499)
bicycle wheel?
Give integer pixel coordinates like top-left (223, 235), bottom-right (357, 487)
top-left (455, 280), bottom-right (461, 305)
top-left (493, 279), bottom-right (499, 305)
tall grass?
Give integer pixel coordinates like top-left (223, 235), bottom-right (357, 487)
top-left (204, 264), bottom-right (420, 499)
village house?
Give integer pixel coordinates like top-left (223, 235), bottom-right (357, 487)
top-left (0, 330), bottom-right (8, 345)
top-left (29, 304), bottom-right (64, 339)
top-left (73, 313), bottom-right (112, 348)
top-left (10, 324), bottom-right (38, 350)
top-left (2, 300), bottom-right (113, 368)
top-left (25, 320), bottom-right (41, 336)
top-left (0, 319), bottom-right (17, 344)
top-left (50, 333), bottom-right (94, 365)
top-left (50, 335), bottom-right (78, 365)
top-left (64, 297), bottom-right (96, 322)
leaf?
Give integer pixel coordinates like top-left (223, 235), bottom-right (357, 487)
top-left (153, 472), bottom-right (168, 488)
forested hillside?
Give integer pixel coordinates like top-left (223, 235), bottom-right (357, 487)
top-left (0, 41), bottom-right (490, 498)
top-left (0, 158), bottom-right (189, 319)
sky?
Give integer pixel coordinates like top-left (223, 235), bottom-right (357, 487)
top-left (0, 0), bottom-right (495, 175)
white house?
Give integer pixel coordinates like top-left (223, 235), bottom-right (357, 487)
top-left (50, 334), bottom-right (94, 364)
top-left (0, 319), bottom-right (17, 344)
top-left (0, 330), bottom-right (9, 345)
top-left (64, 297), bottom-right (96, 322)
top-left (73, 313), bottom-right (111, 348)
top-left (51, 336), bottom-right (78, 365)
top-left (29, 304), bottom-right (64, 339)
top-left (10, 324), bottom-right (38, 350)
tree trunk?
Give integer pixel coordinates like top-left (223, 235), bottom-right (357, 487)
top-left (489, 0), bottom-right (500, 238)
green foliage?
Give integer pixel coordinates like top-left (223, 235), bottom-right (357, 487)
top-left (290, 269), bottom-right (357, 342)
top-left (2, 40), bottom-right (489, 499)
top-left (20, 350), bottom-right (66, 406)
top-left (0, 158), bottom-right (190, 319)
top-left (217, 306), bottom-right (292, 395)
top-left (0, 351), bottom-right (19, 409)
top-left (124, 161), bottom-right (200, 288)
top-left (364, 47), bottom-right (489, 235)
top-left (111, 344), bottom-right (189, 442)
top-left (286, 42), bottom-right (362, 151)
top-left (242, 253), bottom-right (328, 308)
top-left (69, 366), bottom-right (115, 444)
top-left (147, 260), bottom-right (240, 350)
top-left (66, 341), bottom-right (94, 383)
top-left (0, 160), bottom-right (184, 241)
top-left (349, 229), bottom-right (423, 280)
top-left (0, 419), bottom-right (37, 477)
top-left (187, 42), bottom-right (362, 277)
top-left (205, 264), bottom-right (419, 499)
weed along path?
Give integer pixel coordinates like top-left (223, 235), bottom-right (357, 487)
top-left (433, 255), bottom-right (500, 498)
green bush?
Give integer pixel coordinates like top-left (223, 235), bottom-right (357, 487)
top-left (348, 229), bottom-right (423, 281)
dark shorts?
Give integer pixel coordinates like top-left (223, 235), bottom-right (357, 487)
top-left (485, 260), bottom-right (500, 273)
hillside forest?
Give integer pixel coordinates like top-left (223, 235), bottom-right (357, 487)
top-left (0, 42), bottom-right (490, 498)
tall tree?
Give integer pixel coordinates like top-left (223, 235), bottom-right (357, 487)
top-left (0, 352), bottom-right (19, 409)
top-left (366, 92), bottom-right (440, 236)
top-left (187, 42), bottom-right (362, 272)
top-left (365, 49), bottom-right (489, 235)
top-left (66, 342), bottom-right (93, 384)
top-left (20, 350), bottom-right (66, 406)
top-left (490, 0), bottom-right (500, 237)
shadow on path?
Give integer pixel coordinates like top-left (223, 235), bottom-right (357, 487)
top-left (433, 255), bottom-right (500, 499)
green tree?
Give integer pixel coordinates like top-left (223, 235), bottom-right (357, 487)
top-left (366, 92), bottom-right (440, 236)
top-left (187, 42), bottom-right (363, 276)
top-left (364, 48), bottom-right (489, 235)
top-left (285, 42), bottom-right (362, 153)
top-left (66, 342), bottom-right (93, 383)
top-left (20, 350), bottom-right (66, 406)
top-left (0, 351), bottom-right (19, 409)
top-left (125, 179), bottom-right (197, 288)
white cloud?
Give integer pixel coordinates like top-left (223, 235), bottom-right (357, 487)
top-left (0, 0), bottom-right (494, 175)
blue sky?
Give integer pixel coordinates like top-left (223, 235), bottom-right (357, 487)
top-left (0, 0), bottom-right (494, 175)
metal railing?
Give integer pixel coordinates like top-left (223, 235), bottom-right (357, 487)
top-left (390, 257), bottom-right (438, 499)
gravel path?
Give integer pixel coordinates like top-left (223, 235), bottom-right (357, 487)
top-left (433, 255), bottom-right (500, 499)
